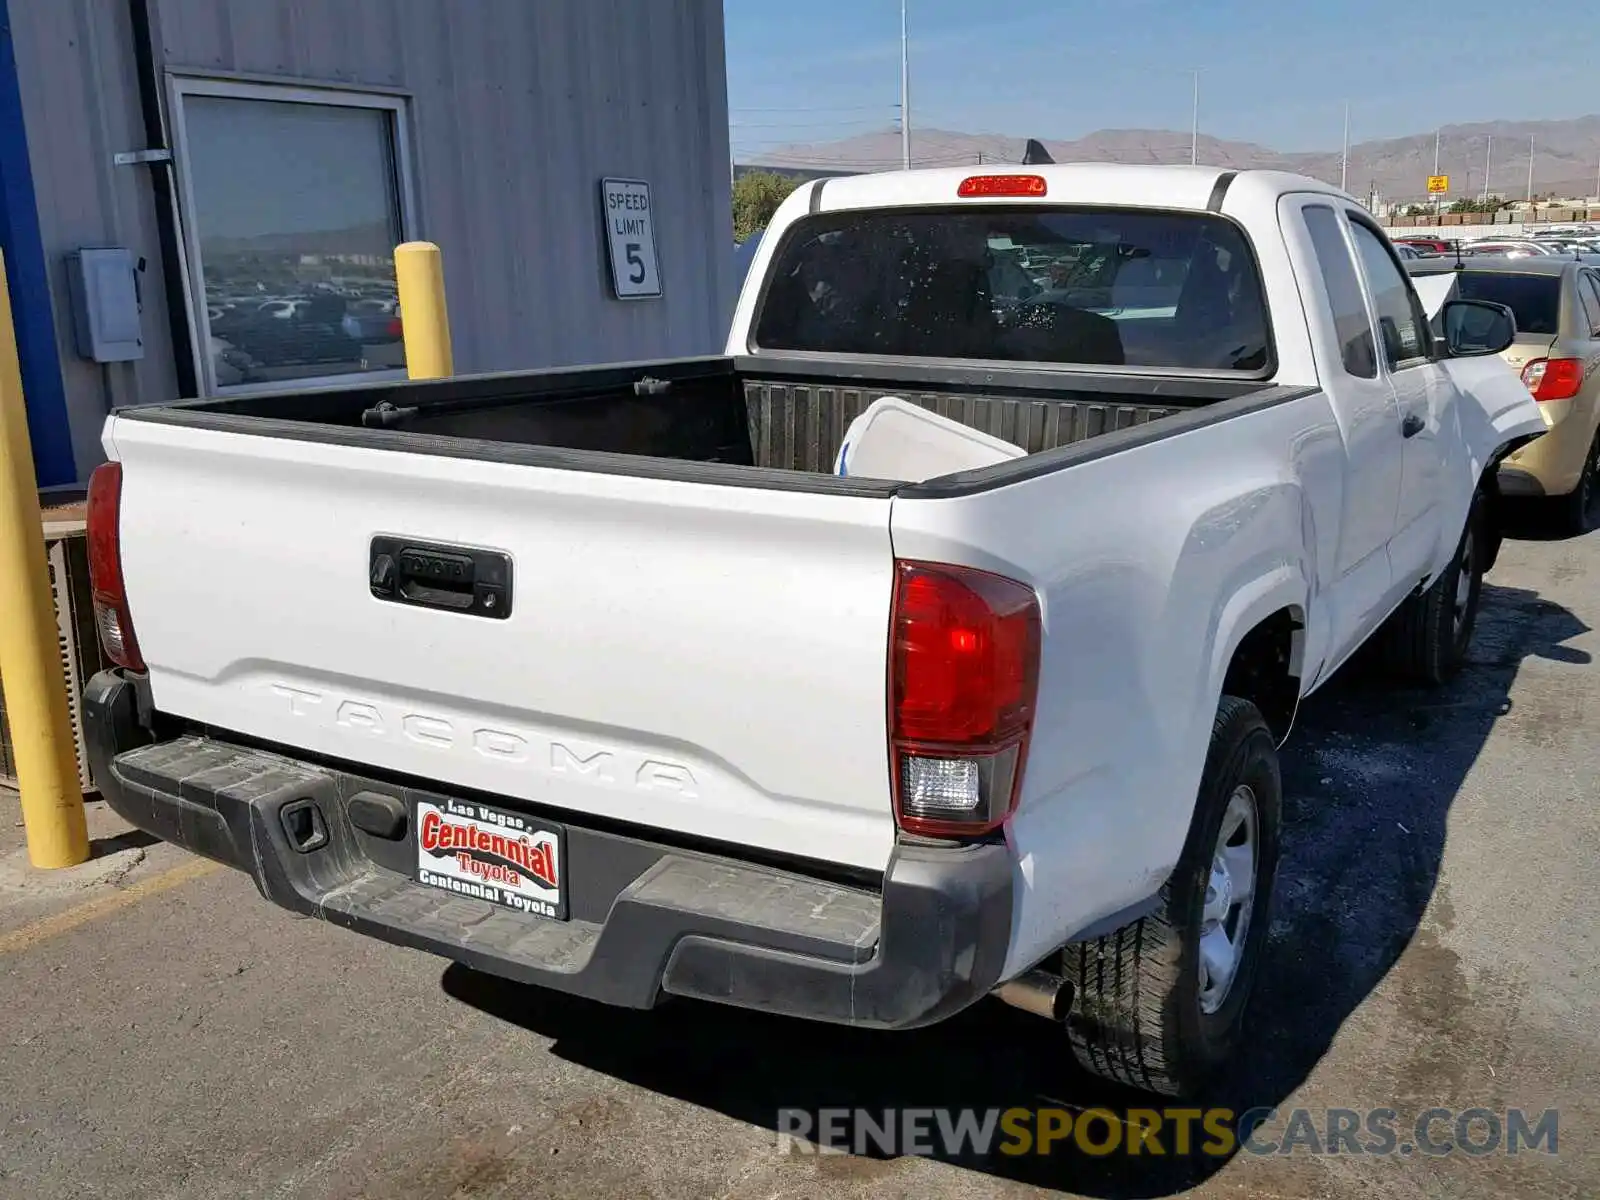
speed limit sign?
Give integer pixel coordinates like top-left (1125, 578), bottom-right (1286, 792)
top-left (600, 178), bottom-right (662, 300)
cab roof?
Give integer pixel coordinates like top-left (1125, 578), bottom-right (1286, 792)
top-left (801, 164), bottom-right (1351, 215)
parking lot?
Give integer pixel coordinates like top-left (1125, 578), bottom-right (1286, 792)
top-left (0, 516), bottom-right (1596, 1200)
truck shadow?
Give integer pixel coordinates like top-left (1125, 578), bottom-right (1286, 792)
top-left (441, 579), bottom-right (1587, 1198)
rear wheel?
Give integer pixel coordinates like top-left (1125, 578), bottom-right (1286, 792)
top-left (1061, 696), bottom-right (1281, 1098)
top-left (1378, 489), bottom-right (1485, 687)
top-left (1558, 428), bottom-right (1600, 536)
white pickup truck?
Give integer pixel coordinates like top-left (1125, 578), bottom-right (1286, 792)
top-left (83, 165), bottom-right (1543, 1098)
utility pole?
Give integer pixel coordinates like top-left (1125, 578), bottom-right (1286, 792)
top-left (1340, 102), bottom-right (1350, 192)
top-left (1527, 134), bottom-right (1535, 206)
top-left (1190, 70), bottom-right (1199, 166)
top-left (1483, 135), bottom-right (1492, 204)
top-left (900, 0), bottom-right (911, 170)
top-left (1440, 131), bottom-right (1452, 224)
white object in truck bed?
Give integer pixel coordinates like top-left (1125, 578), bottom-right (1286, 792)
top-left (1412, 271), bottom-right (1460, 322)
top-left (834, 396), bottom-right (1026, 481)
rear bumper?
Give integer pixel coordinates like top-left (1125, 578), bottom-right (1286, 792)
top-left (1500, 417), bottom-right (1593, 498)
top-left (84, 670), bottom-right (1012, 1030)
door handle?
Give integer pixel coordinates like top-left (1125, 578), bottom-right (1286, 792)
top-left (1401, 413), bottom-right (1426, 439)
top-left (369, 536), bottom-right (513, 619)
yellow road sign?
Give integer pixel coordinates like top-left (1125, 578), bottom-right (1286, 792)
top-left (1427, 175), bottom-right (1450, 194)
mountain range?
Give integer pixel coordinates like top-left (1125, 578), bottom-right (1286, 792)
top-left (745, 116), bottom-right (1600, 204)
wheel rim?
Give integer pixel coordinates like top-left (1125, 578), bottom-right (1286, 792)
top-left (1452, 525), bottom-right (1475, 636)
top-left (1198, 785), bottom-right (1258, 1016)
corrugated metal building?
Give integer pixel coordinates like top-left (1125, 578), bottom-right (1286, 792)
top-left (0, 0), bottom-right (734, 487)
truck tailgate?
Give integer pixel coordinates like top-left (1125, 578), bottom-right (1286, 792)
top-left (107, 417), bottom-right (899, 872)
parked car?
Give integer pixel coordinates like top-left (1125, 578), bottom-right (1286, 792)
top-left (1462, 241), bottom-right (1552, 258)
top-left (82, 165), bottom-right (1543, 1099)
top-left (1409, 255), bottom-right (1600, 531)
top-left (257, 299), bottom-right (307, 321)
top-left (207, 336), bottom-right (257, 387)
top-left (214, 292), bottom-right (363, 370)
top-left (341, 298), bottom-right (403, 346)
top-left (1394, 236), bottom-right (1455, 254)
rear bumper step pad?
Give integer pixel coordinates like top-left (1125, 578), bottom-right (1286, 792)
top-left (84, 669), bottom-right (1013, 1029)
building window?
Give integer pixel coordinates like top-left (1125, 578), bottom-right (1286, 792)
top-left (170, 79), bottom-right (412, 393)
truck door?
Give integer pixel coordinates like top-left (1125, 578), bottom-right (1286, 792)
top-left (1280, 196), bottom-right (1402, 670)
top-left (1345, 214), bottom-right (1448, 592)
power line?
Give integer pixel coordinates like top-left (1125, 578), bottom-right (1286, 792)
top-left (730, 119), bottom-right (892, 129)
top-left (736, 152), bottom-right (1010, 170)
top-left (737, 141), bottom-right (1015, 162)
top-left (729, 105), bottom-right (893, 114)
top-left (730, 139), bottom-right (893, 152)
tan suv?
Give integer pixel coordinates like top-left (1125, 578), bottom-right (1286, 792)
top-left (1410, 257), bottom-right (1600, 533)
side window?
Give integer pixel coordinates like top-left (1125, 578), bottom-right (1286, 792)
top-left (1579, 274), bottom-right (1600, 337)
top-left (1349, 220), bottom-right (1428, 368)
top-left (1302, 205), bottom-right (1376, 379)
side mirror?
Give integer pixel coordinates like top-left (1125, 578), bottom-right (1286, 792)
top-left (1441, 299), bottom-right (1516, 357)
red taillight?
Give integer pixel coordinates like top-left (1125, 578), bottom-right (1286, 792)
top-left (957, 173), bottom-right (1047, 199)
top-left (86, 461), bottom-right (144, 671)
top-left (1521, 357), bottom-right (1584, 402)
top-left (890, 560), bottom-right (1041, 838)
top-left (386, 316), bottom-right (403, 339)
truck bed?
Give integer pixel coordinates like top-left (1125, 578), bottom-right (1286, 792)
top-left (99, 352), bottom-right (1314, 876)
top-left (127, 354), bottom-right (1295, 489)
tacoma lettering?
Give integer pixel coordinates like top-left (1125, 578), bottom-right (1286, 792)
top-left (263, 684), bottom-right (697, 793)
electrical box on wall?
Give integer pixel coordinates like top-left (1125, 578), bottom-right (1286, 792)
top-left (65, 247), bottom-right (144, 362)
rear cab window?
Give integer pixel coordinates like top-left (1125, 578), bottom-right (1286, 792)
top-left (752, 207), bottom-right (1274, 373)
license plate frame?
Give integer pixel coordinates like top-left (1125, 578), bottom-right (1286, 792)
top-left (414, 797), bottom-right (567, 921)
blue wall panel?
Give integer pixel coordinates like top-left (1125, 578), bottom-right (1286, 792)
top-left (0, 0), bottom-right (74, 487)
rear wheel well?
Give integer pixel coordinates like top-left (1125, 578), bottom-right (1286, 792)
top-left (1221, 609), bottom-right (1302, 743)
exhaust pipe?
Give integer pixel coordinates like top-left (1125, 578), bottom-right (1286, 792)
top-left (993, 969), bottom-right (1073, 1021)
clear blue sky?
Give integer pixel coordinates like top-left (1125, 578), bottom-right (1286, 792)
top-left (725, 0), bottom-right (1600, 161)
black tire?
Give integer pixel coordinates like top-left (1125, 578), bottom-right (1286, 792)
top-left (1557, 428), bottom-right (1600, 537)
top-left (1062, 696), bottom-right (1282, 1098)
top-left (1379, 489), bottom-right (1486, 687)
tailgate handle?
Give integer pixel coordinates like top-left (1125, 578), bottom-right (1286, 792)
top-left (370, 537), bottom-right (513, 620)
top-left (399, 549), bottom-right (475, 609)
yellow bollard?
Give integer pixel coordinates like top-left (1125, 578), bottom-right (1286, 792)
top-left (0, 249), bottom-right (89, 869)
top-left (394, 242), bottom-right (454, 380)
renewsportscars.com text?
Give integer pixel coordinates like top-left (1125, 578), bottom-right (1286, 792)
top-left (776, 1106), bottom-right (1559, 1159)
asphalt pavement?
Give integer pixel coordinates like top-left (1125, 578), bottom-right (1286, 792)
top-left (0, 513), bottom-right (1596, 1199)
